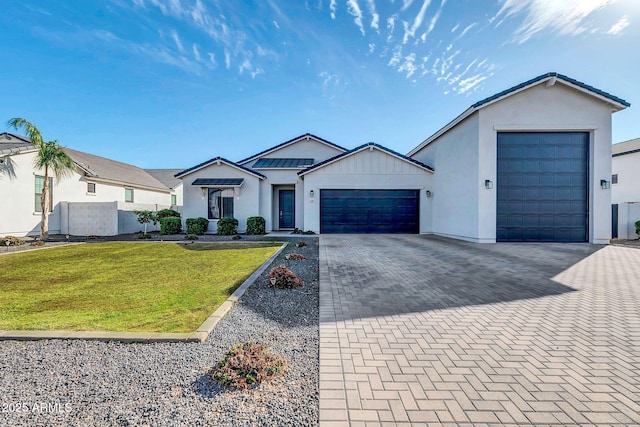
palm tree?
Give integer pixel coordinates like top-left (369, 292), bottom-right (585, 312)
top-left (8, 118), bottom-right (76, 240)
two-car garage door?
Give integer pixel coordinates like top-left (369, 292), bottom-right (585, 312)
top-left (320, 189), bottom-right (419, 234)
top-left (497, 132), bottom-right (589, 242)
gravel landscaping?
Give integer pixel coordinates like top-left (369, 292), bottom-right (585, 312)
top-left (0, 237), bottom-right (319, 426)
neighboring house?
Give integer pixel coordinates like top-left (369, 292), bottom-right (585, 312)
top-left (611, 138), bottom-right (640, 239)
top-left (145, 169), bottom-right (184, 208)
top-left (0, 132), bottom-right (171, 236)
top-left (179, 72), bottom-right (629, 244)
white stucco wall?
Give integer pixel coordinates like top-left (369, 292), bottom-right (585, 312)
top-left (301, 147), bottom-right (433, 233)
top-left (179, 163), bottom-right (261, 233)
top-left (612, 152), bottom-right (640, 204)
top-left (171, 182), bottom-right (184, 207)
top-left (0, 150), bottom-right (172, 236)
top-left (480, 83), bottom-right (614, 244)
top-left (241, 136), bottom-right (344, 169)
top-left (616, 202), bottom-right (640, 240)
top-left (411, 113), bottom-right (480, 241)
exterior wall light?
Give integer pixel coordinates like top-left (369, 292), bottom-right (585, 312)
top-left (484, 180), bottom-right (493, 189)
top-left (309, 190), bottom-right (315, 197)
top-left (426, 190), bottom-right (432, 197)
top-left (600, 179), bottom-right (610, 189)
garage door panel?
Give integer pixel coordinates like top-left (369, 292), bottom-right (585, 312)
top-left (320, 189), bottom-right (419, 234)
top-left (497, 132), bottom-right (588, 242)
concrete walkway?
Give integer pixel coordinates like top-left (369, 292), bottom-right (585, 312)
top-left (319, 235), bottom-right (640, 426)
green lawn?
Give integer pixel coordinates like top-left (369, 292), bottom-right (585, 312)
top-left (0, 242), bottom-right (280, 333)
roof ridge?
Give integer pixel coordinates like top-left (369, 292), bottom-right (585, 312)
top-left (237, 133), bottom-right (346, 164)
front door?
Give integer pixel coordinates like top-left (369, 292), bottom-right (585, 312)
top-left (279, 190), bottom-right (295, 229)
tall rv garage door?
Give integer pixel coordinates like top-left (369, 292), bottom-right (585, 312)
top-left (320, 189), bottom-right (419, 233)
top-left (497, 132), bottom-right (589, 242)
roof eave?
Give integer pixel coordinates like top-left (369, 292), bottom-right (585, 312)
top-left (175, 158), bottom-right (266, 180)
top-left (88, 176), bottom-right (172, 193)
top-left (407, 107), bottom-right (476, 157)
top-left (237, 133), bottom-right (346, 165)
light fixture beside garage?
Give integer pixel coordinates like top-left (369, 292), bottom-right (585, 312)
top-left (309, 190), bottom-right (315, 197)
top-left (426, 190), bottom-right (432, 197)
top-left (600, 179), bottom-right (610, 190)
top-left (484, 180), bottom-right (493, 189)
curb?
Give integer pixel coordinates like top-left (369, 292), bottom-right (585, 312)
top-left (0, 242), bottom-right (289, 344)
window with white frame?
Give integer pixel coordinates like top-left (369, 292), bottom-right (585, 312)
top-left (35, 175), bottom-right (53, 212)
top-left (125, 188), bottom-right (134, 202)
top-left (171, 194), bottom-right (177, 205)
top-left (208, 188), bottom-right (234, 219)
top-left (612, 174), bottom-right (618, 184)
top-left (87, 182), bottom-right (96, 193)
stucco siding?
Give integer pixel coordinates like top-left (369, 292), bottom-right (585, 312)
top-left (243, 137), bottom-right (343, 168)
top-left (612, 152), bottom-right (640, 204)
top-left (480, 83), bottom-right (614, 244)
top-left (411, 113), bottom-right (480, 242)
top-left (180, 163), bottom-right (260, 234)
top-left (302, 148), bottom-right (433, 233)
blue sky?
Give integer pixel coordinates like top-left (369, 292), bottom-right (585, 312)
top-left (1, 0), bottom-right (638, 168)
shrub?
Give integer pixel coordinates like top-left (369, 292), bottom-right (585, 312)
top-left (30, 240), bottom-right (45, 247)
top-left (213, 342), bottom-right (286, 390)
top-left (160, 217), bottom-right (181, 235)
top-left (1, 236), bottom-right (26, 247)
top-left (185, 234), bottom-right (199, 240)
top-left (186, 217), bottom-right (209, 235)
top-left (217, 217), bottom-right (238, 236)
top-left (296, 241), bottom-right (307, 248)
top-left (246, 216), bottom-right (266, 235)
top-left (232, 234), bottom-right (241, 240)
top-left (268, 264), bottom-right (303, 289)
top-left (157, 209), bottom-right (181, 220)
top-left (636, 220), bottom-right (640, 238)
top-left (285, 253), bottom-right (306, 261)
top-left (292, 228), bottom-right (316, 235)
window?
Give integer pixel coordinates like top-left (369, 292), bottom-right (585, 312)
top-left (87, 182), bottom-right (96, 193)
top-left (612, 174), bottom-right (618, 184)
top-left (208, 188), bottom-right (234, 219)
top-left (125, 188), bottom-right (134, 202)
top-left (171, 194), bottom-right (177, 205)
top-left (35, 175), bottom-right (53, 212)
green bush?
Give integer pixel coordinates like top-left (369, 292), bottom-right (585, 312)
top-left (246, 216), bottom-right (266, 235)
top-left (186, 217), bottom-right (209, 235)
top-left (635, 220), bottom-right (640, 238)
top-left (157, 209), bottom-right (181, 220)
top-left (213, 342), bottom-right (286, 390)
top-left (160, 217), bottom-right (181, 235)
top-left (217, 217), bottom-right (238, 236)
top-left (1, 236), bottom-right (26, 246)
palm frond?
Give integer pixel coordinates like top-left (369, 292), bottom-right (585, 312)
top-left (33, 141), bottom-right (76, 180)
top-left (7, 118), bottom-right (44, 146)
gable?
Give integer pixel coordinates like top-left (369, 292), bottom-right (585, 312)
top-left (239, 134), bottom-right (345, 167)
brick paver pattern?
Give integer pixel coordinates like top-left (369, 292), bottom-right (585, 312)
top-left (319, 235), bottom-right (640, 426)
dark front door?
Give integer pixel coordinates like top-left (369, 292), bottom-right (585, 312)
top-left (612, 204), bottom-right (619, 239)
top-left (320, 189), bottom-right (419, 234)
top-left (497, 132), bottom-right (589, 242)
top-left (279, 190), bottom-right (295, 229)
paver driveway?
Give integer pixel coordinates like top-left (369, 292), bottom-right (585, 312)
top-left (319, 235), bottom-right (640, 426)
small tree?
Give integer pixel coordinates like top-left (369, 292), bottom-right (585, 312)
top-left (635, 220), bottom-right (640, 238)
top-left (133, 210), bottom-right (157, 237)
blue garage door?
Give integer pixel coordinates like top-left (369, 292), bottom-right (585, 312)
top-left (320, 189), bottom-right (419, 234)
top-left (497, 132), bottom-right (589, 242)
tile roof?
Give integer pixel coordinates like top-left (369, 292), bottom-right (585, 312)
top-left (65, 148), bottom-right (169, 191)
top-left (299, 142), bottom-right (434, 176)
top-left (0, 132), bottom-right (35, 155)
top-left (174, 156), bottom-right (266, 179)
top-left (144, 169), bottom-right (184, 189)
top-left (191, 178), bottom-right (244, 186)
top-left (237, 133), bottom-right (346, 164)
top-left (253, 158), bottom-right (315, 168)
top-left (612, 138), bottom-right (640, 157)
top-left (472, 72), bottom-right (630, 109)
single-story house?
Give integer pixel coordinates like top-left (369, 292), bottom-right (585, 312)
top-left (0, 132), bottom-right (174, 236)
top-left (611, 138), bottom-right (640, 239)
top-left (145, 168), bottom-right (184, 208)
top-left (178, 72), bottom-right (629, 244)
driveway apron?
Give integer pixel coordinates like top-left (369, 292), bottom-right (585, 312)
top-left (319, 235), bottom-right (640, 426)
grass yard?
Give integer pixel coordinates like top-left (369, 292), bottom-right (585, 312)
top-left (0, 242), bottom-right (281, 333)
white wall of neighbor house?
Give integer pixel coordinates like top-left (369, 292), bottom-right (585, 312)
top-left (301, 147), bottom-right (433, 233)
top-left (179, 163), bottom-right (260, 234)
top-left (411, 113), bottom-right (480, 242)
top-left (171, 182), bottom-right (184, 207)
top-left (479, 83), bottom-right (614, 244)
top-left (612, 151), bottom-right (640, 204)
top-left (241, 136), bottom-right (344, 168)
top-left (616, 202), bottom-right (640, 240)
top-left (0, 150), bottom-right (172, 236)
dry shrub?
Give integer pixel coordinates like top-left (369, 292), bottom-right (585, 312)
top-left (213, 342), bottom-right (286, 390)
top-left (285, 253), bottom-right (306, 261)
top-left (1, 236), bottom-right (26, 246)
top-left (268, 264), bottom-right (303, 289)
top-left (295, 241), bottom-right (307, 248)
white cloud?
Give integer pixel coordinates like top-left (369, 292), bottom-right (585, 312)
top-left (347, 0), bottom-right (365, 35)
top-left (421, 0), bottom-right (446, 40)
top-left (403, 0), bottom-right (431, 44)
top-left (207, 52), bottom-right (216, 68)
top-left (192, 43), bottom-right (201, 60)
top-left (368, 43), bottom-right (376, 54)
top-left (450, 23), bottom-right (459, 32)
top-left (273, 20), bottom-right (280, 29)
top-left (493, 0), bottom-right (615, 43)
top-left (398, 52), bottom-right (417, 77)
top-left (170, 29), bottom-right (184, 52)
top-left (224, 49), bottom-right (231, 69)
top-left (401, 0), bottom-right (415, 11)
top-left (366, 0), bottom-right (380, 31)
top-left (330, 0), bottom-right (337, 19)
top-left (607, 15), bottom-right (629, 35)
top-left (386, 15), bottom-right (397, 41)
top-left (457, 22), bottom-right (477, 39)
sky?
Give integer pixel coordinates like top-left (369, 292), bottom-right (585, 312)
top-left (1, 0), bottom-right (639, 169)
